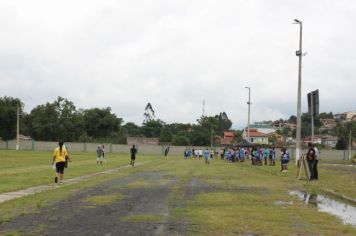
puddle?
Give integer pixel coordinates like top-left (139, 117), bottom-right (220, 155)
top-left (289, 190), bottom-right (356, 228)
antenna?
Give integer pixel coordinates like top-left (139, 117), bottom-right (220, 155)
top-left (203, 99), bottom-right (205, 117)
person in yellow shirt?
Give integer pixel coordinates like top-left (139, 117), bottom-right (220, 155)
top-left (52, 141), bottom-right (71, 184)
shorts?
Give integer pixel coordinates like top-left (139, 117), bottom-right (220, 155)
top-left (97, 156), bottom-right (103, 161)
top-left (56, 162), bottom-right (65, 174)
top-left (131, 156), bottom-right (136, 160)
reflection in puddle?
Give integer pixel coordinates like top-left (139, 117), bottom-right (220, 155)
top-left (289, 191), bottom-right (356, 228)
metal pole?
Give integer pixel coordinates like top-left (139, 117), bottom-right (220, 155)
top-left (16, 105), bottom-right (20, 151)
top-left (311, 91), bottom-right (314, 143)
top-left (295, 19), bottom-right (303, 166)
top-left (349, 130), bottom-right (352, 161)
top-left (245, 87), bottom-right (251, 142)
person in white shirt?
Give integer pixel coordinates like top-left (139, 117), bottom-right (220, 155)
top-left (313, 144), bottom-right (320, 180)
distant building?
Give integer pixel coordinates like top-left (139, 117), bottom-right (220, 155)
top-left (219, 131), bottom-right (234, 146)
top-left (334, 111), bottom-right (356, 122)
top-left (322, 136), bottom-right (338, 148)
top-left (248, 123), bottom-right (276, 134)
top-left (19, 134), bottom-right (32, 140)
top-left (268, 133), bottom-right (285, 144)
top-left (320, 118), bottom-right (337, 131)
top-left (303, 135), bottom-right (339, 147)
top-left (303, 136), bottom-right (322, 145)
top-left (243, 128), bottom-right (268, 144)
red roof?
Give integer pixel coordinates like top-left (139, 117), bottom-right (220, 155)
top-left (246, 129), bottom-right (267, 137)
top-left (224, 131), bottom-right (234, 138)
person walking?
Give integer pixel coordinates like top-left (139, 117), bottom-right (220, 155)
top-left (130, 145), bottom-right (137, 166)
top-left (52, 141), bottom-right (71, 184)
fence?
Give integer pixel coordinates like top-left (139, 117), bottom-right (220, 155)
top-left (0, 140), bottom-right (354, 160)
top-left (0, 140), bottom-right (185, 155)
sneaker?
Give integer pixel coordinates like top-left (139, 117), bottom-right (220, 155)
top-left (54, 177), bottom-right (58, 183)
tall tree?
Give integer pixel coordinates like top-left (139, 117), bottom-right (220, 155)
top-left (143, 102), bottom-right (155, 123)
top-left (83, 107), bottom-right (123, 139)
top-left (0, 97), bottom-right (23, 140)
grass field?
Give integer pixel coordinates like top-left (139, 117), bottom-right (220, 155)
top-left (0, 150), bottom-right (356, 235)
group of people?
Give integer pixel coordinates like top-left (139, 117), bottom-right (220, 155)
top-left (184, 146), bottom-right (293, 172)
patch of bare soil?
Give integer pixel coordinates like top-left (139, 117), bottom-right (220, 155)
top-left (0, 172), bottom-right (176, 236)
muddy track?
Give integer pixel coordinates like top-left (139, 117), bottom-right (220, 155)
top-left (0, 171), bottom-right (177, 236)
top-left (0, 166), bottom-right (264, 235)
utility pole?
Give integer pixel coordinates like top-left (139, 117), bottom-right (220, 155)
top-left (245, 87), bottom-right (251, 142)
top-left (202, 99), bottom-right (205, 117)
top-left (311, 92), bottom-right (314, 143)
top-left (16, 104), bottom-right (20, 151)
top-left (294, 19), bottom-right (303, 166)
top-left (349, 130), bottom-right (352, 161)
top-left (211, 129), bottom-right (214, 147)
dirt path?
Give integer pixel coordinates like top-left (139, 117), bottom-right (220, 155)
top-left (0, 170), bottom-right (179, 235)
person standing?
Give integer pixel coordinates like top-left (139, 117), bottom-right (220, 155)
top-left (52, 141), bottom-right (71, 184)
top-left (204, 148), bottom-right (210, 164)
top-left (130, 145), bottom-right (137, 166)
top-left (313, 144), bottom-right (319, 180)
top-left (96, 145), bottom-right (104, 165)
top-left (281, 148), bottom-right (289, 172)
top-left (102, 145), bottom-right (106, 164)
top-left (306, 143), bottom-right (316, 180)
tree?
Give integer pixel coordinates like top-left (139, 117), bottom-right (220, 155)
top-left (142, 119), bottom-right (164, 137)
top-left (336, 137), bottom-right (347, 150)
top-left (159, 126), bottom-right (173, 143)
top-left (143, 102), bottom-right (155, 123)
top-left (288, 115), bottom-right (297, 124)
top-left (28, 97), bottom-right (85, 141)
top-left (123, 122), bottom-right (142, 136)
top-left (0, 97), bottom-right (23, 140)
top-left (83, 107), bottom-right (123, 139)
top-left (172, 133), bottom-right (190, 146)
top-left (318, 112), bottom-right (334, 119)
top-left (232, 130), bottom-right (244, 143)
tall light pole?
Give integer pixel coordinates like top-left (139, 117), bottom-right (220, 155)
top-left (245, 87), bottom-right (251, 142)
top-left (294, 19), bottom-right (303, 165)
top-left (16, 104), bottom-right (20, 151)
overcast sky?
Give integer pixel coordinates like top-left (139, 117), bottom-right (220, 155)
top-left (1, 0), bottom-right (355, 129)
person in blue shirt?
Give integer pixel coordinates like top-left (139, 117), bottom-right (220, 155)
top-left (281, 148), bottom-right (290, 172)
top-left (204, 148), bottom-right (210, 164)
top-left (239, 148), bottom-right (245, 162)
top-left (269, 147), bottom-right (276, 166)
top-left (224, 148), bottom-right (231, 162)
top-left (263, 147), bottom-right (269, 165)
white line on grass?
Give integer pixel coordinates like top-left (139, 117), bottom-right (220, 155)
top-left (0, 161), bottom-right (152, 204)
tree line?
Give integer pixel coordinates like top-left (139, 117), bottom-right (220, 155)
top-left (0, 96), bottom-right (234, 146)
top-left (1, 96), bottom-right (354, 148)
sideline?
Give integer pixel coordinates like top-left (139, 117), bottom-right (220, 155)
top-left (0, 161), bottom-right (152, 204)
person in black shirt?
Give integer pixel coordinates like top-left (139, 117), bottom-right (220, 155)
top-left (130, 145), bottom-right (137, 166)
top-left (306, 143), bottom-right (316, 180)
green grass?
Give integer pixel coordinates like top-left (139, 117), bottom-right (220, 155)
top-left (1, 151), bottom-right (356, 235)
top-left (0, 150), bottom-right (155, 193)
